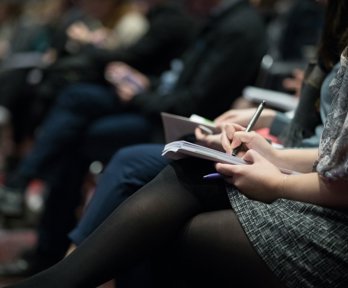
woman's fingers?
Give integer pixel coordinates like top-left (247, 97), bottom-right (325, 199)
top-left (220, 123), bottom-right (245, 154)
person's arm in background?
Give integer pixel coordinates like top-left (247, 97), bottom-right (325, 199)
top-left (105, 61), bottom-right (150, 102)
top-left (214, 108), bottom-right (277, 130)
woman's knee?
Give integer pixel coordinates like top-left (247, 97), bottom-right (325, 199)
top-left (179, 210), bottom-right (284, 287)
top-left (180, 210), bottom-right (245, 258)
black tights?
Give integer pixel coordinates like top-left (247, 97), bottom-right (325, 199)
top-left (8, 159), bottom-right (284, 288)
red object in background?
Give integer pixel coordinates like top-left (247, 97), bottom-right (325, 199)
top-left (256, 128), bottom-right (282, 144)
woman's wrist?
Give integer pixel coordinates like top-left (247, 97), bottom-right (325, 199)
top-left (274, 174), bottom-right (289, 200)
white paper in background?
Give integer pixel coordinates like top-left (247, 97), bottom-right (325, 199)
top-left (161, 112), bottom-right (218, 143)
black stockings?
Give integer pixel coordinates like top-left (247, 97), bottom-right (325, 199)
top-left (8, 159), bottom-right (284, 288)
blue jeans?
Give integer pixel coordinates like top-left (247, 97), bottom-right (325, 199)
top-left (69, 144), bottom-right (169, 244)
top-left (16, 83), bottom-right (154, 259)
top-left (18, 83), bottom-right (153, 179)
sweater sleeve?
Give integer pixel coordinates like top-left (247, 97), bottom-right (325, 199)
top-left (317, 50), bottom-right (348, 181)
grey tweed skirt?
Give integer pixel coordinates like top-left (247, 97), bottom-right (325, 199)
top-left (227, 186), bottom-right (348, 288)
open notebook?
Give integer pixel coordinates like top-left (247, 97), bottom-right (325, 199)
top-left (162, 141), bottom-right (299, 175)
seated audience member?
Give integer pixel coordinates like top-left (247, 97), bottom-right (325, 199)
top-left (68, 62), bottom-right (338, 252)
top-left (0, 0), bottom-right (267, 277)
top-left (0, 0), bottom-right (79, 160)
top-left (28, 0), bottom-right (196, 151)
top-left (5, 19), bottom-right (348, 288)
top-left (0, 0), bottom-right (195, 159)
top-left (65, 2), bottom-right (341, 283)
top-left (69, 48), bottom-right (339, 261)
top-left (0, 0), bottom-right (146, 155)
top-left (0, 0), bottom-right (194, 278)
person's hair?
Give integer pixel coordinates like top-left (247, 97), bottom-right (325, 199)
top-left (318, 0), bottom-right (348, 70)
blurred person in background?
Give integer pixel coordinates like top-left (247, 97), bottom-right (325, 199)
top-left (0, 0), bottom-right (69, 173)
top-left (65, 0), bottom-right (338, 285)
top-left (0, 0), bottom-right (148, 172)
top-left (4, 1), bottom-right (348, 287)
top-left (0, 0), bottom-right (196, 278)
top-left (66, 0), bottom-right (148, 51)
top-left (0, 0), bottom-right (268, 286)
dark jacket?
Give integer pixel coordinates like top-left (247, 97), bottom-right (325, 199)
top-left (132, 0), bottom-right (267, 120)
top-left (85, 3), bottom-right (196, 77)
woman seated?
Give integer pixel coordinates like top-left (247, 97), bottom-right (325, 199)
top-left (5, 35), bottom-right (348, 288)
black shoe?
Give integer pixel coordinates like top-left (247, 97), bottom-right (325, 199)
top-left (0, 185), bottom-right (24, 217)
top-left (0, 251), bottom-right (57, 277)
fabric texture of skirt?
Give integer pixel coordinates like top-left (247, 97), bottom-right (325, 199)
top-left (227, 186), bottom-right (348, 288)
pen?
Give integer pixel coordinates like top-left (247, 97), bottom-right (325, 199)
top-left (203, 172), bottom-right (223, 180)
top-left (232, 100), bottom-right (266, 156)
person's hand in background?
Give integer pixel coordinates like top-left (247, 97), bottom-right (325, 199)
top-left (67, 21), bottom-right (92, 44)
top-left (282, 68), bottom-right (304, 96)
top-left (105, 62), bottom-right (150, 102)
top-left (214, 108), bottom-right (276, 130)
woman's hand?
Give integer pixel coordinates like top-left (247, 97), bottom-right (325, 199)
top-left (220, 123), bottom-right (246, 155)
top-left (221, 123), bottom-right (277, 161)
top-left (216, 149), bottom-right (284, 203)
